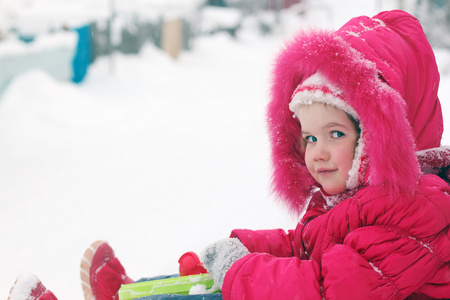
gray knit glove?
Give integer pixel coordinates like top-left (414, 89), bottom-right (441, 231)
top-left (201, 238), bottom-right (250, 290)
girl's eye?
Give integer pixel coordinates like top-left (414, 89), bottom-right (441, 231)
top-left (331, 131), bottom-right (345, 138)
top-left (305, 136), bottom-right (317, 143)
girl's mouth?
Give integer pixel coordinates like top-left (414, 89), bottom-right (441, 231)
top-left (317, 168), bottom-right (337, 174)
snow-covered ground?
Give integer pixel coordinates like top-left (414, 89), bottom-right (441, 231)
top-left (1, 1), bottom-right (449, 299)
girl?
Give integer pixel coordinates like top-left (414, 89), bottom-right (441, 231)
top-left (201, 10), bottom-right (450, 299)
top-left (9, 9), bottom-right (450, 300)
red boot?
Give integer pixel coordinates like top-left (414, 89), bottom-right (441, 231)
top-left (8, 272), bottom-right (58, 300)
top-left (80, 241), bottom-right (134, 300)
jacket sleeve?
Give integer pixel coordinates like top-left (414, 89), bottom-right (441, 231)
top-left (222, 252), bottom-right (323, 300)
top-left (322, 176), bottom-right (450, 299)
top-left (230, 228), bottom-right (296, 257)
top-left (322, 225), bottom-right (449, 300)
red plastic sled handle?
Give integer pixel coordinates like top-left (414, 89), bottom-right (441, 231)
top-left (178, 251), bottom-right (208, 276)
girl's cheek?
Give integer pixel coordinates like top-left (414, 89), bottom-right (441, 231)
top-left (304, 154), bottom-right (315, 175)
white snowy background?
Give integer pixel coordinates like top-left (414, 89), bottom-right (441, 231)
top-left (1, 0), bottom-right (449, 299)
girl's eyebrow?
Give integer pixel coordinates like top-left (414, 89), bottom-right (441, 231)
top-left (301, 130), bottom-right (311, 135)
top-left (324, 122), bottom-right (349, 129)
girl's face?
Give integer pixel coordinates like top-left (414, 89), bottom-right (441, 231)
top-left (297, 103), bottom-right (358, 195)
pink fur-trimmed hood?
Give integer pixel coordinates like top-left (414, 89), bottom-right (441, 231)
top-left (267, 10), bottom-right (443, 215)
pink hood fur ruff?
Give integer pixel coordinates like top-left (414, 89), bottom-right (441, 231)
top-left (267, 10), bottom-right (443, 215)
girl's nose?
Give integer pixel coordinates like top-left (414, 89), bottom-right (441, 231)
top-left (313, 142), bottom-right (330, 161)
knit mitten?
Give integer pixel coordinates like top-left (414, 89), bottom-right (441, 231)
top-left (201, 238), bottom-right (250, 290)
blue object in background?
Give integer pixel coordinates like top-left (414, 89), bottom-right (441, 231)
top-left (71, 25), bottom-right (92, 83)
top-left (18, 35), bottom-right (35, 43)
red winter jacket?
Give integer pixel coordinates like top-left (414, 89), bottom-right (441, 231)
top-left (226, 174), bottom-right (450, 299)
top-left (220, 10), bottom-right (450, 300)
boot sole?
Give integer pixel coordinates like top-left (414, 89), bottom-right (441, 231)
top-left (80, 240), bottom-right (105, 300)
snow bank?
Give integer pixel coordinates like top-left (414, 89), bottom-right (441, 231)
top-left (0, 31), bottom-right (77, 95)
top-left (0, 31), bottom-right (292, 299)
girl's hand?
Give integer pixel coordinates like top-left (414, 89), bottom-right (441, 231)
top-left (201, 238), bottom-right (250, 290)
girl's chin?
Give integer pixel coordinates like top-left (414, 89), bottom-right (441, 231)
top-left (321, 185), bottom-right (346, 195)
